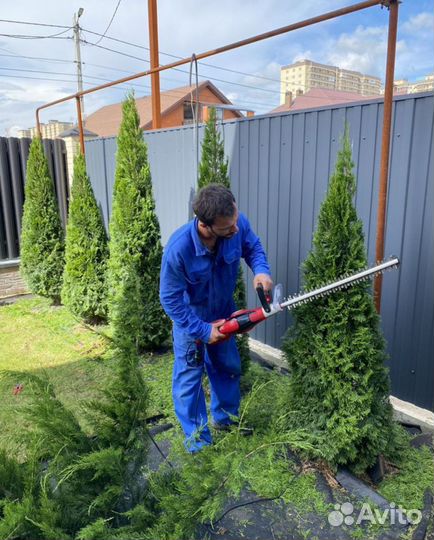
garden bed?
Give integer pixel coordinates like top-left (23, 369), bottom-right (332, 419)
top-left (1, 296), bottom-right (433, 540)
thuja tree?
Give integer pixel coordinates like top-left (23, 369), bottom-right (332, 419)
top-left (198, 107), bottom-right (229, 189)
top-left (20, 137), bottom-right (64, 303)
top-left (0, 349), bottom-right (152, 539)
top-left (61, 153), bottom-right (108, 323)
top-left (108, 92), bottom-right (170, 352)
top-left (282, 127), bottom-right (395, 473)
top-left (198, 106), bottom-right (250, 374)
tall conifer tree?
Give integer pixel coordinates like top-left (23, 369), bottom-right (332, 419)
top-left (61, 153), bottom-right (108, 323)
top-left (198, 107), bottom-right (251, 374)
top-left (282, 127), bottom-right (394, 472)
top-left (20, 137), bottom-right (64, 303)
top-left (107, 92), bottom-right (170, 352)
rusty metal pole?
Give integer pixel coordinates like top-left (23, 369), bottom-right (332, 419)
top-left (148, 0), bottom-right (162, 129)
top-left (36, 115), bottom-right (42, 138)
top-left (35, 0), bottom-right (382, 146)
top-left (76, 96), bottom-right (86, 155)
top-left (374, 0), bottom-right (399, 313)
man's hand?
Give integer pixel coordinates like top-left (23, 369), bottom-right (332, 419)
top-left (208, 320), bottom-right (228, 344)
top-left (253, 273), bottom-right (274, 295)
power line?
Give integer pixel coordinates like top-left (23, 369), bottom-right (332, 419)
top-left (0, 28), bottom-right (73, 39)
top-left (0, 48), bottom-right (260, 101)
top-left (81, 38), bottom-right (149, 63)
top-left (81, 26), bottom-right (151, 50)
top-left (0, 72), bottom-right (97, 85)
top-left (0, 51), bottom-right (150, 76)
top-left (0, 34), bottom-right (280, 108)
top-left (0, 72), bottom-right (152, 94)
top-left (93, 0), bottom-right (122, 45)
top-left (85, 60), bottom-right (145, 75)
top-left (81, 38), bottom-right (284, 96)
top-left (1, 52), bottom-right (356, 109)
top-left (0, 35), bottom-right (140, 69)
top-left (0, 52), bottom-right (72, 64)
top-left (0, 65), bottom-right (149, 89)
top-left (0, 18), bottom-right (70, 29)
top-left (81, 26), bottom-right (283, 86)
top-left (0, 72), bottom-right (273, 111)
top-left (1, 16), bottom-right (284, 91)
top-left (0, 18), bottom-right (283, 93)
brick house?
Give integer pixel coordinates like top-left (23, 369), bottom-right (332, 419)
top-left (84, 80), bottom-right (243, 138)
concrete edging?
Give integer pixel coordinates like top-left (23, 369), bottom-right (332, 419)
top-left (248, 338), bottom-right (434, 434)
top-left (390, 396), bottom-right (434, 434)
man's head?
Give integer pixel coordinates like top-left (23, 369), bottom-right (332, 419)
top-left (193, 184), bottom-right (239, 239)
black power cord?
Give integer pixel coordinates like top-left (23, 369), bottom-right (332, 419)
top-left (203, 466), bottom-right (302, 535)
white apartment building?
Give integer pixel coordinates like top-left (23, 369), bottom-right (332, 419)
top-left (393, 74), bottom-right (434, 95)
top-left (280, 59), bottom-right (382, 104)
top-left (18, 120), bottom-right (74, 139)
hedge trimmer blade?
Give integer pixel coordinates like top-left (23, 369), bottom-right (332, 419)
top-left (280, 256), bottom-right (400, 311)
top-left (216, 257), bottom-right (400, 337)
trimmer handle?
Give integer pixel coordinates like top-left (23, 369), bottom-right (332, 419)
top-left (256, 283), bottom-right (272, 313)
top-left (217, 308), bottom-right (266, 336)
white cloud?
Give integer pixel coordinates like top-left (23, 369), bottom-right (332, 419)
top-left (291, 18), bottom-right (432, 82)
top-left (2, 82), bottom-right (72, 104)
top-left (5, 125), bottom-right (23, 137)
top-left (401, 12), bottom-right (433, 33)
top-left (0, 1), bottom-right (432, 133)
top-left (292, 51), bottom-right (312, 63)
top-left (322, 24), bottom-right (387, 75)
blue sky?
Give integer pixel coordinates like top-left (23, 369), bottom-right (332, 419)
top-left (0, 0), bottom-right (432, 136)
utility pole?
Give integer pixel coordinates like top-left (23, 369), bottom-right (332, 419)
top-left (73, 8), bottom-right (85, 122)
top-left (148, 0), bottom-right (161, 129)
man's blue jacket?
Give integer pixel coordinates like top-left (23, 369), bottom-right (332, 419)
top-left (159, 212), bottom-right (271, 344)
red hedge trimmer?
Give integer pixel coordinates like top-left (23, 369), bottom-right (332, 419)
top-left (215, 256), bottom-right (400, 337)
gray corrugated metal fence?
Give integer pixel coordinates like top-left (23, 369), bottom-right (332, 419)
top-left (86, 92), bottom-right (433, 411)
top-left (0, 137), bottom-right (68, 259)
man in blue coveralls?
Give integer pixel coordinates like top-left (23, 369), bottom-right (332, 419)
top-left (160, 184), bottom-right (273, 452)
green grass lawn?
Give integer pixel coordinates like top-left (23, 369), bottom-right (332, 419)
top-left (0, 297), bottom-right (113, 455)
top-left (0, 296), bottom-right (176, 456)
top-left (0, 295), bottom-right (432, 540)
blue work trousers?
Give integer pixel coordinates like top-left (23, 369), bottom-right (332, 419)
top-left (172, 324), bottom-right (241, 452)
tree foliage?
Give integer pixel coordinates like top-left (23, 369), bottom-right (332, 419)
top-left (198, 107), bottom-right (229, 189)
top-left (20, 137), bottom-right (64, 303)
top-left (0, 348), bottom-right (151, 539)
top-left (107, 92), bottom-right (170, 352)
top-left (282, 126), bottom-right (395, 472)
top-left (61, 153), bottom-right (108, 323)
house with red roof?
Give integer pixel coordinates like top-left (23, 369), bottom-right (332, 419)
top-left (84, 80), bottom-right (243, 138)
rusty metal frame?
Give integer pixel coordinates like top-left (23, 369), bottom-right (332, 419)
top-left (374, 0), bottom-right (399, 311)
top-left (36, 0), bottom-right (384, 149)
top-left (35, 0), bottom-right (398, 310)
top-left (148, 0), bottom-right (162, 129)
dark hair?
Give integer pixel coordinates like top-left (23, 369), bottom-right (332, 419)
top-left (192, 184), bottom-right (236, 225)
